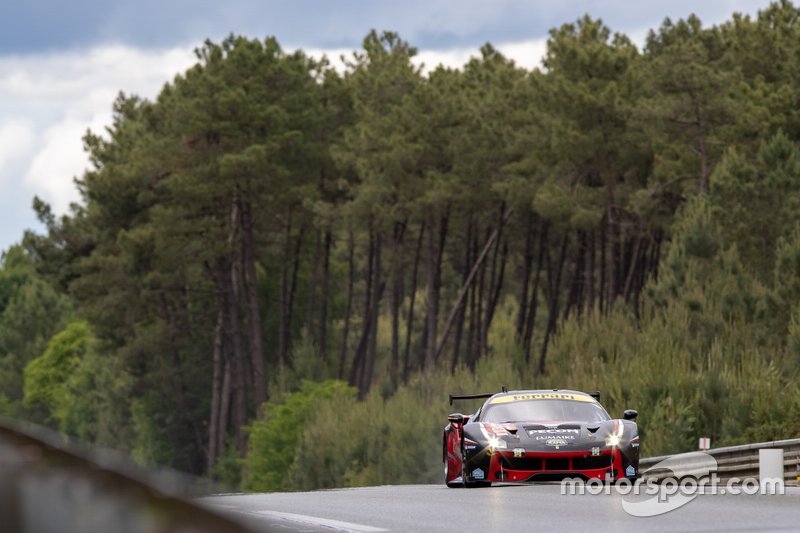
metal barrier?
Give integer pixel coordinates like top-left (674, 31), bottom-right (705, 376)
top-left (640, 438), bottom-right (800, 485)
top-left (0, 418), bottom-right (251, 533)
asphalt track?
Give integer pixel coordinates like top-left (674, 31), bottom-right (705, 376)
top-left (200, 483), bottom-right (800, 532)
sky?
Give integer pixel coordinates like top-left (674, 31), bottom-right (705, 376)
top-left (0, 0), bottom-right (777, 253)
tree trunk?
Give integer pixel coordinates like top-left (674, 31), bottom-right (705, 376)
top-left (219, 195), bottom-right (248, 458)
top-left (278, 208), bottom-right (293, 368)
top-left (467, 226), bottom-right (479, 369)
top-left (305, 229), bottom-right (322, 340)
top-left (516, 211), bottom-right (535, 341)
top-left (425, 210), bottom-right (448, 369)
top-left (225, 259), bottom-right (248, 457)
top-left (241, 197), bottom-right (267, 408)
top-left (606, 181), bottom-right (621, 308)
top-left (538, 232), bottom-right (569, 375)
top-left (475, 226), bottom-right (488, 360)
top-left (391, 221), bottom-right (406, 388)
top-left (436, 207), bottom-right (512, 362)
top-left (452, 218), bottom-right (473, 372)
top-left (482, 203), bottom-right (508, 354)
top-left (523, 223), bottom-right (548, 362)
top-left (635, 238), bottom-right (648, 320)
top-left (599, 217), bottom-right (607, 313)
top-left (217, 359), bottom-right (231, 462)
top-left (425, 214), bottom-right (440, 369)
top-left (622, 233), bottom-right (644, 302)
top-left (651, 230), bottom-right (663, 281)
top-left (564, 231), bottom-right (585, 320)
top-left (403, 223), bottom-right (424, 382)
top-left (208, 311), bottom-right (224, 474)
top-left (283, 225), bottom-right (305, 366)
top-left (363, 232), bottom-right (383, 396)
top-left (318, 230), bottom-right (332, 361)
top-left (338, 230), bottom-right (355, 380)
top-left (585, 230), bottom-right (595, 314)
top-left (349, 228), bottom-right (374, 397)
top-left (484, 238), bottom-right (508, 347)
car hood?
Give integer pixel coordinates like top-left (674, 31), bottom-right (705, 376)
top-left (464, 419), bottom-right (634, 453)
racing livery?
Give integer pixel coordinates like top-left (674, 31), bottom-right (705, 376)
top-left (443, 389), bottom-right (639, 487)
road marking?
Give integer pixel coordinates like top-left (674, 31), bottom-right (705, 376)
top-left (253, 510), bottom-right (388, 532)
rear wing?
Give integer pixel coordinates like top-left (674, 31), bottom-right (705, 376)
top-left (449, 388), bottom-right (600, 405)
top-left (449, 386), bottom-right (507, 406)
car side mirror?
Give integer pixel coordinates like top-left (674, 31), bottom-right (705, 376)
top-left (623, 409), bottom-right (638, 421)
top-left (448, 413), bottom-right (465, 426)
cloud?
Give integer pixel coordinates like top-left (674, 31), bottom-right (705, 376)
top-left (3, 35), bottom-right (548, 222)
top-left (23, 117), bottom-right (103, 213)
top-left (412, 38), bottom-right (548, 72)
top-left (1, 0), bottom-right (773, 58)
top-left (0, 44), bottom-right (197, 215)
top-left (305, 37), bottom-right (549, 75)
top-left (0, 119), bottom-right (35, 181)
top-left (0, 0), bottom-right (771, 253)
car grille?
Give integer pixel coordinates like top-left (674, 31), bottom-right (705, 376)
top-left (499, 456), bottom-right (543, 470)
top-left (499, 454), bottom-right (612, 471)
top-left (572, 455), bottom-right (613, 470)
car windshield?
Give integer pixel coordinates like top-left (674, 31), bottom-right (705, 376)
top-left (481, 399), bottom-right (610, 423)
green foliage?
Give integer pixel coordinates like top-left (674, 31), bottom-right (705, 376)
top-left (211, 437), bottom-right (244, 489)
top-left (59, 346), bottom-right (133, 446)
top-left (131, 397), bottom-right (176, 467)
top-left (8, 3), bottom-right (800, 491)
top-left (0, 246), bottom-right (73, 417)
top-left (539, 182), bottom-right (795, 455)
top-left (23, 321), bottom-right (91, 414)
top-left (0, 394), bottom-right (13, 417)
top-left (21, 320), bottom-right (133, 446)
top-left (287, 355), bottom-right (516, 490)
top-left (712, 132), bottom-right (800, 280)
top-left (243, 380), bottom-right (357, 491)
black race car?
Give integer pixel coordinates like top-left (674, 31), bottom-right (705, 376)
top-left (443, 389), bottom-right (639, 487)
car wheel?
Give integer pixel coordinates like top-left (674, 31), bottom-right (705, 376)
top-left (445, 461), bottom-right (462, 488)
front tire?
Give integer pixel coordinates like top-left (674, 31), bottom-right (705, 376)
top-left (445, 460), bottom-right (462, 488)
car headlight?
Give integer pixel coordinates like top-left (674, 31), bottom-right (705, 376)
top-left (607, 423), bottom-right (624, 447)
top-left (488, 435), bottom-right (507, 450)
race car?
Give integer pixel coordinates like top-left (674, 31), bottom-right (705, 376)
top-left (443, 389), bottom-right (639, 487)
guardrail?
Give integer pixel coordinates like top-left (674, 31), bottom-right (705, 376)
top-left (640, 438), bottom-right (800, 486)
top-left (0, 418), bottom-right (251, 533)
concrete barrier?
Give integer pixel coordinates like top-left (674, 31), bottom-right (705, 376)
top-left (0, 418), bottom-right (251, 533)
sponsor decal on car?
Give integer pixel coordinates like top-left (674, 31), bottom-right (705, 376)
top-left (545, 438), bottom-right (569, 448)
top-left (490, 392), bottom-right (595, 404)
top-left (527, 428), bottom-right (580, 435)
top-left (472, 468), bottom-right (485, 480)
top-left (625, 465), bottom-right (636, 477)
top-left (514, 448), bottom-right (525, 458)
top-left (591, 447), bottom-right (601, 456)
top-left (534, 435), bottom-right (576, 441)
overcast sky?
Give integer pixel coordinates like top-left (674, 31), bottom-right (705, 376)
top-left (0, 0), bottom-right (775, 253)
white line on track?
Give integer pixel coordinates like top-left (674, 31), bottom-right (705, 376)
top-left (253, 510), bottom-right (388, 532)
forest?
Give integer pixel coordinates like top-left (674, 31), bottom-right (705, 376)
top-left (3, 1), bottom-right (800, 491)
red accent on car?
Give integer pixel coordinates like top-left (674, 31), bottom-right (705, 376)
top-left (487, 449), bottom-right (622, 482)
